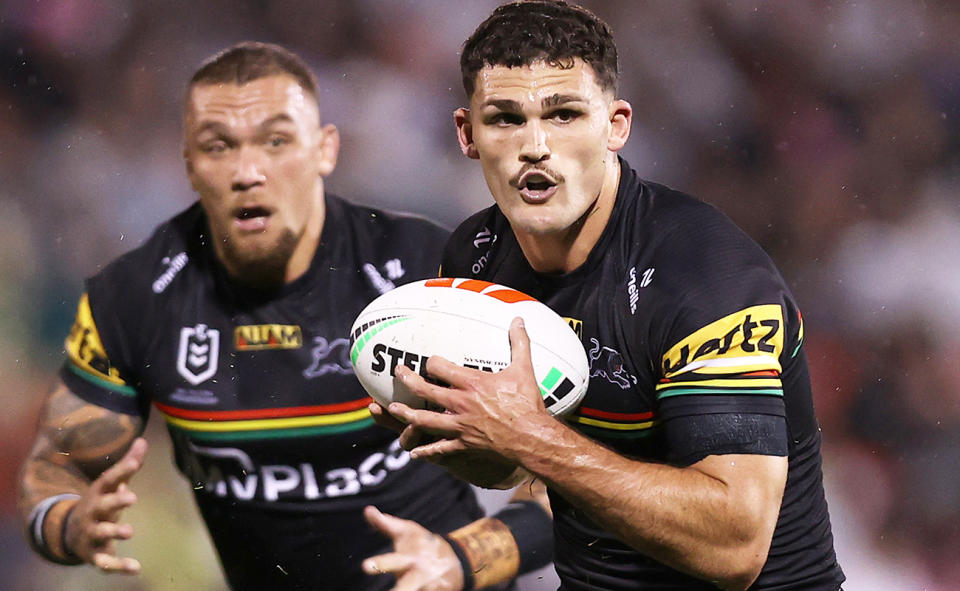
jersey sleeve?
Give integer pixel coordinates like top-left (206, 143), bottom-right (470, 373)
top-left (649, 208), bottom-right (799, 465)
top-left (59, 292), bottom-right (146, 417)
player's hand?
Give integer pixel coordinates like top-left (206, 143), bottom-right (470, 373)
top-left (362, 506), bottom-right (464, 591)
top-left (368, 401), bottom-right (428, 449)
top-left (63, 437), bottom-right (147, 574)
top-left (390, 317), bottom-right (548, 462)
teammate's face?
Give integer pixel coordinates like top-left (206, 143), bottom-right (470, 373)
top-left (184, 74), bottom-right (339, 285)
top-left (456, 60), bottom-right (631, 239)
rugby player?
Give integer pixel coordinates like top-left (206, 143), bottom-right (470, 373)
top-left (17, 42), bottom-right (552, 591)
top-left (376, 2), bottom-right (846, 589)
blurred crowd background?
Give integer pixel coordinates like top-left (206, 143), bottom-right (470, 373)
top-left (1, 1), bottom-right (958, 589)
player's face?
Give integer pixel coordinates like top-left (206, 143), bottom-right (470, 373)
top-left (184, 74), bottom-right (338, 284)
top-left (456, 60), bottom-right (631, 238)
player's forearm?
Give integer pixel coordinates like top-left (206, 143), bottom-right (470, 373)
top-left (505, 415), bottom-right (778, 590)
top-left (444, 478), bottom-right (553, 588)
top-left (18, 451), bottom-right (90, 561)
top-left (18, 382), bottom-right (142, 561)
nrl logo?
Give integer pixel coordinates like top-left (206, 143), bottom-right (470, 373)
top-left (177, 324), bottom-right (220, 385)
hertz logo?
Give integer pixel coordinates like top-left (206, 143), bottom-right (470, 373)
top-left (662, 305), bottom-right (784, 377)
top-left (235, 325), bottom-right (303, 351)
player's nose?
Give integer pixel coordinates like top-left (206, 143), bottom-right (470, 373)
top-left (231, 145), bottom-right (266, 191)
top-left (519, 119), bottom-right (550, 163)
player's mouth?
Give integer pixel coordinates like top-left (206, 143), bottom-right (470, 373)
top-left (517, 170), bottom-right (559, 204)
top-left (233, 205), bottom-right (272, 232)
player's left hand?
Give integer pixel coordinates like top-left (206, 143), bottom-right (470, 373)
top-left (389, 317), bottom-right (548, 462)
top-left (362, 505), bottom-right (464, 591)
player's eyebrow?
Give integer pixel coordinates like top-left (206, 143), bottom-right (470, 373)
top-left (192, 120), bottom-right (231, 136)
top-left (483, 99), bottom-right (523, 112)
top-left (259, 113), bottom-right (296, 128)
top-left (542, 94), bottom-right (584, 108)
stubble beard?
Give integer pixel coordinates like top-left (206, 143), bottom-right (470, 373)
top-left (220, 228), bottom-right (300, 290)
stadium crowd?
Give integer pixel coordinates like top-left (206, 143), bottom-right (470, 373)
top-left (0, 1), bottom-right (957, 589)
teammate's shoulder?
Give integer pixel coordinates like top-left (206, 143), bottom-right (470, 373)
top-left (87, 202), bottom-right (205, 295)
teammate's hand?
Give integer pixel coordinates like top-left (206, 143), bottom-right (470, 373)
top-left (362, 506), bottom-right (464, 591)
top-left (389, 317), bottom-right (548, 462)
top-left (63, 437), bottom-right (148, 574)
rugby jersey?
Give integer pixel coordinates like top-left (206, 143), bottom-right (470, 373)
top-left (440, 158), bottom-right (845, 590)
top-left (60, 195), bottom-right (484, 591)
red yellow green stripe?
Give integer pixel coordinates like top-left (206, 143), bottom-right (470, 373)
top-left (154, 399), bottom-right (374, 439)
top-left (171, 419), bottom-right (375, 442)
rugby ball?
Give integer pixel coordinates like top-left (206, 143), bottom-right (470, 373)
top-left (349, 278), bottom-right (588, 417)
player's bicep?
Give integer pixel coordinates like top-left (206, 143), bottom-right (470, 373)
top-left (689, 453), bottom-right (788, 532)
top-left (659, 404), bottom-right (787, 466)
top-left (29, 378), bottom-right (144, 480)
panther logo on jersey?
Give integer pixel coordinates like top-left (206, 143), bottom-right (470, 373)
top-left (588, 337), bottom-right (637, 390)
top-left (303, 337), bottom-right (354, 378)
top-left (177, 324), bottom-right (220, 385)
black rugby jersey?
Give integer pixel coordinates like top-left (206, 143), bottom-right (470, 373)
top-left (441, 159), bottom-right (845, 590)
top-left (60, 195), bottom-right (483, 591)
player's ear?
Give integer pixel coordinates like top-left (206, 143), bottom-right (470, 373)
top-left (317, 123), bottom-right (340, 176)
top-left (454, 108), bottom-right (479, 159)
top-left (607, 99), bottom-right (632, 152)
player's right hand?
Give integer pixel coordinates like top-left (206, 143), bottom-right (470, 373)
top-left (63, 437), bottom-right (148, 574)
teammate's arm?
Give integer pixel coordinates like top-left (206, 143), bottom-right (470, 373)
top-left (18, 379), bottom-right (147, 573)
top-left (362, 477), bottom-right (553, 591)
top-left (390, 319), bottom-right (786, 591)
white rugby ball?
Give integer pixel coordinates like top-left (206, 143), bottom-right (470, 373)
top-left (349, 278), bottom-right (588, 417)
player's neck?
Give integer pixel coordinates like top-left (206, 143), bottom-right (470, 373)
top-left (284, 187), bottom-right (326, 284)
top-left (515, 158), bottom-right (620, 275)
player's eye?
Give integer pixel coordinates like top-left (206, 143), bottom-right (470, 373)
top-left (268, 135), bottom-right (291, 148)
top-left (487, 113), bottom-right (524, 127)
top-left (549, 109), bottom-right (581, 123)
top-left (200, 140), bottom-right (229, 154)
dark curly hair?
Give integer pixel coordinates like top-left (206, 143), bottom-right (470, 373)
top-left (461, 0), bottom-right (618, 98)
top-left (189, 41), bottom-right (319, 107)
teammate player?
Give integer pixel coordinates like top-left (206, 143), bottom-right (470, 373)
top-left (378, 2), bottom-right (846, 589)
top-left (17, 42), bottom-right (551, 591)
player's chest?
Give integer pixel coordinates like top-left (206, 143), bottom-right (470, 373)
top-left (139, 287), bottom-right (369, 411)
top-left (534, 282), bottom-right (666, 455)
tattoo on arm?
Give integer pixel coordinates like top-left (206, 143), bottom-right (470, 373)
top-left (18, 381), bottom-right (144, 519)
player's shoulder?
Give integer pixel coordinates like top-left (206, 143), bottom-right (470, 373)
top-left (441, 204), bottom-right (506, 277)
top-left (86, 202), bottom-right (206, 301)
top-left (328, 193), bottom-right (449, 245)
top-left (639, 179), bottom-right (783, 286)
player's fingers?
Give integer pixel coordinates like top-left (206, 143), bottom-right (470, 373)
top-left (362, 551), bottom-right (415, 576)
top-left (393, 571), bottom-right (434, 591)
top-left (91, 521), bottom-right (134, 543)
top-left (94, 488), bottom-right (138, 520)
top-left (409, 437), bottom-right (467, 460)
top-left (96, 438), bottom-right (148, 492)
top-left (507, 317), bottom-right (534, 370)
top-left (395, 366), bottom-right (466, 411)
top-left (398, 424), bottom-right (424, 451)
top-left (368, 402), bottom-right (407, 432)
top-left (363, 505), bottom-right (413, 538)
top-left (92, 551), bottom-right (141, 575)
top-left (387, 403), bottom-right (459, 434)
top-left (421, 355), bottom-right (477, 388)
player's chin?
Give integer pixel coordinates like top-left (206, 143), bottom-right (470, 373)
top-left (512, 214), bottom-right (568, 236)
